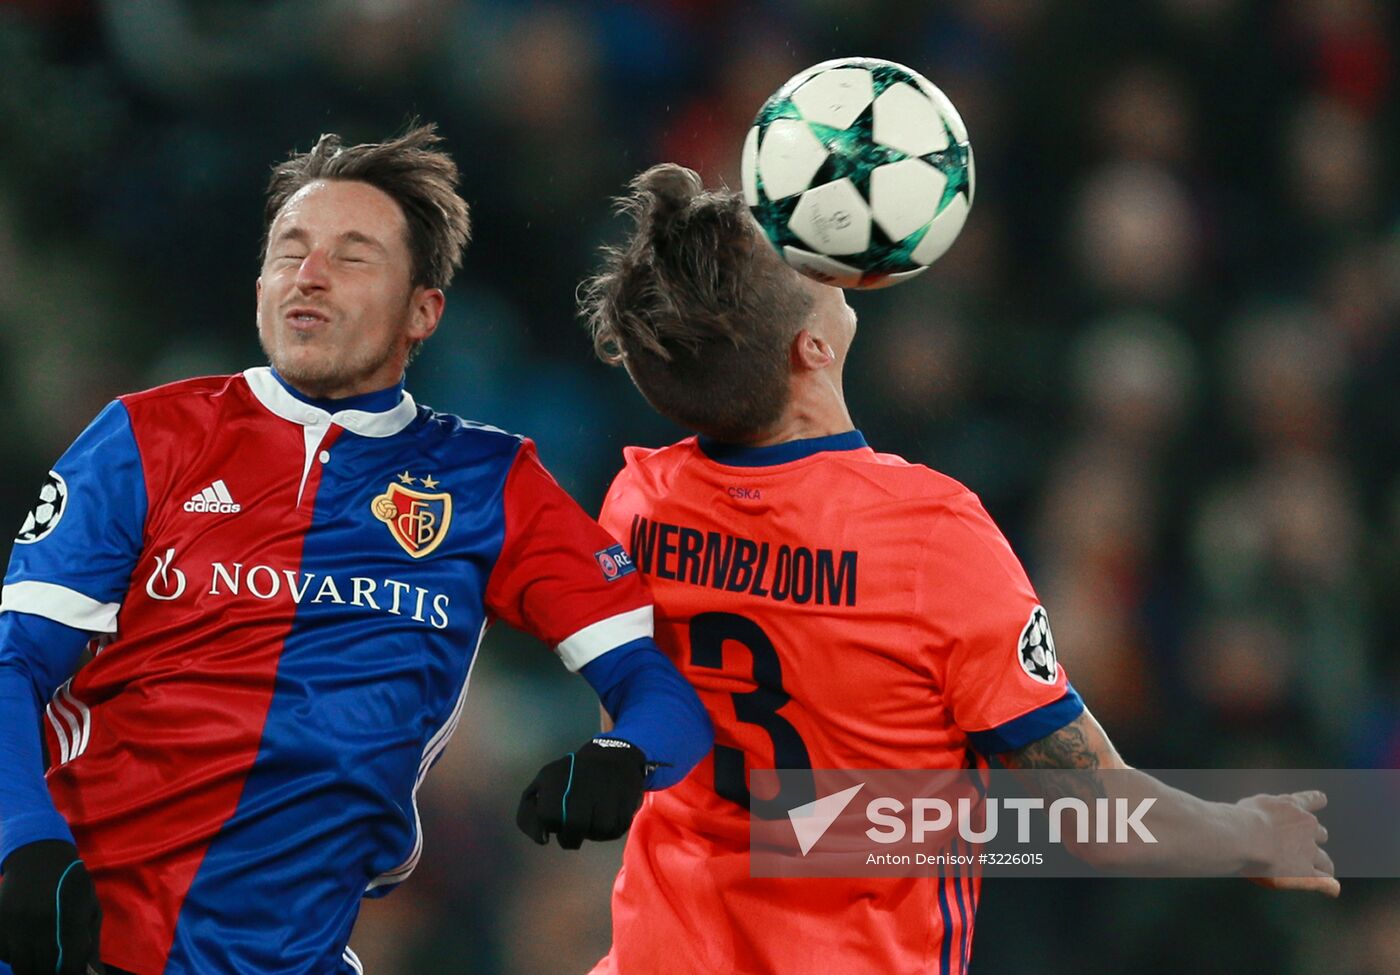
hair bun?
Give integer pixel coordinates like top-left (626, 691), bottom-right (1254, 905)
top-left (632, 164), bottom-right (704, 227)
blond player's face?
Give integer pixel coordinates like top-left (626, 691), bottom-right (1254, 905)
top-left (256, 179), bottom-right (438, 398)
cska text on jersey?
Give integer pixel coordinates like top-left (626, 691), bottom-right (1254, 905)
top-left (627, 515), bottom-right (858, 607)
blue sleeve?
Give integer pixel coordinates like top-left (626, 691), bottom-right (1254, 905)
top-left (0, 612), bottom-right (92, 865)
top-left (1, 400), bottom-right (147, 633)
top-left (966, 684), bottom-right (1086, 755)
top-left (579, 637), bottom-right (713, 791)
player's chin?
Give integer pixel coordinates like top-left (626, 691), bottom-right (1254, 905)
top-left (270, 348), bottom-right (341, 386)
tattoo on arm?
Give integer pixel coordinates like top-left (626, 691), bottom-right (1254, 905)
top-left (1001, 714), bottom-right (1106, 801)
top-left (1003, 715), bottom-right (1100, 770)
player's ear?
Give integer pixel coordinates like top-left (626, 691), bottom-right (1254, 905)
top-left (407, 287), bottom-right (446, 343)
top-left (792, 329), bottom-right (836, 372)
top-left (255, 277), bottom-right (262, 326)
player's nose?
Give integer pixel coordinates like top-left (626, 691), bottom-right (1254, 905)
top-left (294, 249), bottom-right (331, 292)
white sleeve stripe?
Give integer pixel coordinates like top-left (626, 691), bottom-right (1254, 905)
top-left (60, 682), bottom-right (91, 757)
top-left (44, 704), bottom-right (71, 765)
top-left (0, 581), bottom-right (120, 633)
top-left (556, 605), bottom-right (654, 672)
top-left (51, 691), bottom-right (81, 750)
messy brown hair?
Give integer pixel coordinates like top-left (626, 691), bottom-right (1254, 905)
top-left (263, 122), bottom-right (471, 291)
top-left (580, 164), bottom-right (813, 442)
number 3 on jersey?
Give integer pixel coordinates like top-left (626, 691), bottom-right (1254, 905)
top-left (688, 612), bottom-right (815, 818)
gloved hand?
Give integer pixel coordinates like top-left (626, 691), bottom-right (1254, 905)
top-left (517, 738), bottom-right (648, 849)
top-left (0, 840), bottom-right (103, 975)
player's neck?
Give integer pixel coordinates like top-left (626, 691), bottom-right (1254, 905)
top-left (270, 368), bottom-right (405, 414)
top-left (747, 381), bottom-right (854, 448)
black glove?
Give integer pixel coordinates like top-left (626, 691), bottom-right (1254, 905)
top-left (0, 840), bottom-right (103, 975)
top-left (517, 738), bottom-right (649, 850)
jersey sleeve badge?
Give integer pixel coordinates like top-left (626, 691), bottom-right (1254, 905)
top-left (594, 543), bottom-right (636, 582)
top-left (15, 471), bottom-right (68, 544)
top-left (1017, 605), bottom-right (1058, 684)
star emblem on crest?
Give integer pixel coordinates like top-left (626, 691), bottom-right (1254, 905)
top-left (397, 471), bottom-right (416, 485)
top-left (421, 475), bottom-right (439, 489)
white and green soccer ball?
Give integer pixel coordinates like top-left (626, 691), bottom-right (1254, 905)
top-left (742, 56), bottom-right (975, 289)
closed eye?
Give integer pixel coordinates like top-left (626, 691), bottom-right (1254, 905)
top-left (339, 250), bottom-right (381, 264)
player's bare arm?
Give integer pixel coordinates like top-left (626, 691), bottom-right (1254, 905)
top-left (1003, 710), bottom-right (1339, 897)
top-left (1002, 710), bottom-right (1119, 773)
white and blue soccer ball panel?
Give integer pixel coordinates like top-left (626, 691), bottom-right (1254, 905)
top-left (743, 56), bottom-right (974, 289)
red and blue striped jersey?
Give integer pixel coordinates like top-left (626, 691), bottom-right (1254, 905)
top-left (0, 368), bottom-right (654, 974)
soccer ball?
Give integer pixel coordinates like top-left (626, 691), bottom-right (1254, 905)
top-left (741, 57), bottom-right (974, 289)
top-left (372, 495), bottom-right (399, 522)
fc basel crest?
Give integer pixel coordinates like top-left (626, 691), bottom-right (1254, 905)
top-left (372, 477), bottom-right (452, 558)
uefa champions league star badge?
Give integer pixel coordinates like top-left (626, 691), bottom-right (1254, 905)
top-left (1017, 606), bottom-right (1058, 684)
top-left (15, 471), bottom-right (68, 544)
top-left (372, 471), bottom-right (452, 558)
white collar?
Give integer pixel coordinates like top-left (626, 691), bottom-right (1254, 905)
top-left (242, 367), bottom-right (418, 438)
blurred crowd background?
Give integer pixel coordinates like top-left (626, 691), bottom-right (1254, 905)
top-left (2, 0), bottom-right (1398, 972)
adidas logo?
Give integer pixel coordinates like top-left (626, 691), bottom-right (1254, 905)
top-left (183, 479), bottom-right (241, 514)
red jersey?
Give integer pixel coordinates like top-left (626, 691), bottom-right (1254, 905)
top-left (591, 431), bottom-right (1082, 975)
